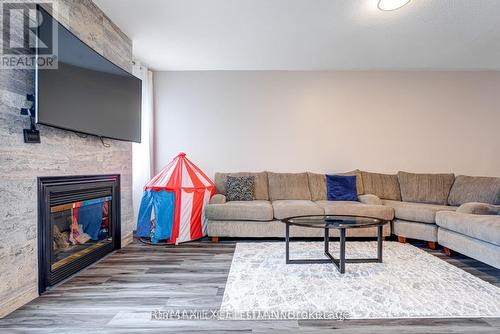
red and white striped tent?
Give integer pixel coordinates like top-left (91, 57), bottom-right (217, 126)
top-left (136, 153), bottom-right (215, 244)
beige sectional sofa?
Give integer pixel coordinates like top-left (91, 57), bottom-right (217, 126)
top-left (437, 211), bottom-right (500, 268)
top-left (434, 176), bottom-right (500, 268)
top-left (388, 172), bottom-right (457, 247)
top-left (206, 170), bottom-right (500, 268)
top-left (206, 171), bottom-right (393, 239)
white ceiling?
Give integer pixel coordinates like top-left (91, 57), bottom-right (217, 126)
top-left (93, 0), bottom-right (500, 71)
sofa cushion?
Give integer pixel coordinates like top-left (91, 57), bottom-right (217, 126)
top-left (205, 200), bottom-right (273, 221)
top-left (272, 200), bottom-right (323, 220)
top-left (316, 200), bottom-right (394, 221)
top-left (456, 202), bottom-right (500, 215)
top-left (307, 170), bottom-right (363, 201)
top-left (448, 175), bottom-right (500, 206)
top-left (268, 172), bottom-right (311, 201)
top-left (226, 176), bottom-right (254, 201)
top-left (360, 171), bottom-right (401, 201)
top-left (383, 199), bottom-right (456, 224)
top-left (214, 172), bottom-right (269, 200)
top-left (436, 211), bottom-right (500, 246)
top-left (307, 172), bottom-right (327, 201)
top-left (397, 171), bottom-right (455, 205)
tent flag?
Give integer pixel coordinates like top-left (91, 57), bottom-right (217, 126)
top-left (135, 153), bottom-right (215, 244)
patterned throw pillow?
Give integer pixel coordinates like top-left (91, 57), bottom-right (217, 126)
top-left (226, 176), bottom-right (255, 201)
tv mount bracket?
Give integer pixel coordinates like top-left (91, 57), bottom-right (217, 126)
top-left (20, 94), bottom-right (41, 143)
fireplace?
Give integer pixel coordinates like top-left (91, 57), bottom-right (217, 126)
top-left (38, 175), bottom-right (121, 293)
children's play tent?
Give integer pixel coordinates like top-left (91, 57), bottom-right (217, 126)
top-left (136, 153), bottom-right (215, 244)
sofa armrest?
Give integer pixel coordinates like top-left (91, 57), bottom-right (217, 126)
top-left (210, 194), bottom-right (227, 205)
top-left (456, 202), bottom-right (500, 215)
top-left (358, 194), bottom-right (383, 206)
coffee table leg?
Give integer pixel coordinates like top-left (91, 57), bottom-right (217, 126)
top-left (377, 224), bottom-right (383, 262)
top-left (284, 220), bottom-right (386, 270)
top-left (324, 226), bottom-right (329, 254)
top-left (339, 228), bottom-right (346, 274)
top-left (285, 223), bottom-right (290, 264)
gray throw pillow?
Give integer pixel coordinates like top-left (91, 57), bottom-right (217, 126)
top-left (226, 176), bottom-right (254, 201)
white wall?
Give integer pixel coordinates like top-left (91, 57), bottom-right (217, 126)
top-left (154, 71), bottom-right (500, 179)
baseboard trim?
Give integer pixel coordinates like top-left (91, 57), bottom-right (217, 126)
top-left (0, 286), bottom-right (38, 318)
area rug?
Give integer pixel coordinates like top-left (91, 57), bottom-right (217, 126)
top-left (219, 241), bottom-right (500, 319)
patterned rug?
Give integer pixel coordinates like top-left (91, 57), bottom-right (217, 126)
top-left (220, 241), bottom-right (500, 319)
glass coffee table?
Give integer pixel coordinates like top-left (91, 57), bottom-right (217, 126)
top-left (281, 215), bottom-right (388, 273)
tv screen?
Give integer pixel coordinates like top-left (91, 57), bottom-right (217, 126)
top-left (36, 7), bottom-right (142, 143)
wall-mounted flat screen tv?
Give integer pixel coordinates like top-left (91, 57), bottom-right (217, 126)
top-left (36, 6), bottom-right (142, 143)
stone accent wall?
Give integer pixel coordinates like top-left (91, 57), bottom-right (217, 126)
top-left (0, 0), bottom-right (134, 317)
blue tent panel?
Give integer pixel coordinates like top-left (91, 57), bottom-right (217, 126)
top-left (136, 190), bottom-right (175, 243)
top-left (136, 190), bottom-right (154, 237)
top-left (151, 190), bottom-right (175, 243)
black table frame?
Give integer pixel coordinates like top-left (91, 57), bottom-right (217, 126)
top-left (284, 219), bottom-right (386, 274)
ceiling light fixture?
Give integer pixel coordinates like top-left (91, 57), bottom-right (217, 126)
top-left (377, 0), bottom-right (410, 11)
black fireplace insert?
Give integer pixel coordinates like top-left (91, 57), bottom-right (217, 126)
top-left (37, 175), bottom-right (121, 293)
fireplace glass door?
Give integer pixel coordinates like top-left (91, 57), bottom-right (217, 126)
top-left (51, 196), bottom-right (113, 270)
top-left (39, 175), bottom-right (120, 293)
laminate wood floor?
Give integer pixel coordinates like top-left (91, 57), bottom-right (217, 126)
top-left (1, 238), bottom-right (499, 333)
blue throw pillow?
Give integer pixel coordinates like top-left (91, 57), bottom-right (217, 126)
top-left (326, 175), bottom-right (358, 201)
